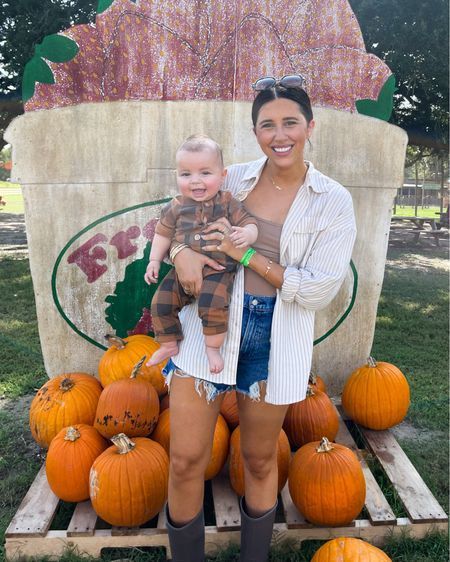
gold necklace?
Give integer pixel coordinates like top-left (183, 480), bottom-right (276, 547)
top-left (270, 176), bottom-right (283, 191)
top-left (270, 167), bottom-right (308, 192)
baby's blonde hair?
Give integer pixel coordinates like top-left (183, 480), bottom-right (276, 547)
top-left (177, 134), bottom-right (224, 166)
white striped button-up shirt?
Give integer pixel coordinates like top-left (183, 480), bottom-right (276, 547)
top-left (172, 157), bottom-right (356, 405)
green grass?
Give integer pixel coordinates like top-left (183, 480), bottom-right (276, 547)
top-left (372, 248), bottom-right (449, 432)
top-left (0, 182), bottom-right (24, 214)
top-left (0, 408), bottom-right (43, 555)
top-left (0, 258), bottom-right (47, 397)
top-left (392, 205), bottom-right (441, 218)
top-left (372, 247), bottom-right (449, 515)
top-left (0, 247), bottom-right (448, 561)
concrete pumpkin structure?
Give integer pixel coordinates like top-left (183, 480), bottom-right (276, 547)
top-left (5, 0), bottom-right (407, 394)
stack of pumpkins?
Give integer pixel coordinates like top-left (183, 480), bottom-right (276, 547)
top-left (29, 334), bottom-right (171, 527)
top-left (285, 358), bottom-right (409, 529)
top-left (218, 358), bottom-right (408, 562)
top-left (219, 372), bottom-right (368, 528)
top-left (287, 357), bottom-right (408, 561)
top-left (29, 341), bottom-right (409, 549)
top-left (284, 371), bottom-right (366, 528)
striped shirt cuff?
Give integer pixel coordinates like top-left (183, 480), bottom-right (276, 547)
top-left (281, 266), bottom-right (302, 302)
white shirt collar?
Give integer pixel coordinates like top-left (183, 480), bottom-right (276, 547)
top-left (239, 157), bottom-right (330, 194)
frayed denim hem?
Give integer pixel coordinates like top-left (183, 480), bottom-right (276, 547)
top-left (194, 379), bottom-right (230, 402)
top-left (194, 378), bottom-right (267, 404)
top-left (163, 365), bottom-right (191, 393)
top-left (243, 379), bottom-right (267, 401)
top-left (163, 358), bottom-right (268, 404)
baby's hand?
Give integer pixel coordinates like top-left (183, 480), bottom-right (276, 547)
top-left (229, 224), bottom-right (258, 248)
top-left (144, 260), bottom-right (161, 284)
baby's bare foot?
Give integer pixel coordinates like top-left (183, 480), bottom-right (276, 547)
top-left (146, 341), bottom-right (179, 366)
top-left (206, 346), bottom-right (224, 374)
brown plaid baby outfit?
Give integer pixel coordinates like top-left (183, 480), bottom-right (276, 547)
top-left (151, 191), bottom-right (257, 341)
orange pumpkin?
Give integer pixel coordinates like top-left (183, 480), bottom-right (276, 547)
top-left (160, 393), bottom-right (170, 412)
top-left (288, 437), bottom-right (366, 526)
top-left (152, 411), bottom-right (230, 480)
top-left (220, 390), bottom-right (239, 429)
top-left (46, 424), bottom-right (108, 502)
top-left (29, 373), bottom-right (103, 448)
top-left (229, 426), bottom-right (290, 496)
top-left (342, 357), bottom-right (410, 430)
top-left (204, 414), bottom-right (230, 480)
top-left (89, 433), bottom-right (169, 526)
top-left (283, 386), bottom-right (339, 448)
top-left (151, 408), bottom-right (170, 453)
top-left (309, 371), bottom-right (327, 393)
top-left (99, 334), bottom-right (167, 396)
top-left (94, 357), bottom-right (160, 439)
top-left (311, 537), bottom-right (392, 561)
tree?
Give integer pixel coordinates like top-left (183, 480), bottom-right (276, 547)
top-left (0, 0), bottom-right (96, 149)
top-left (349, 0), bottom-right (449, 153)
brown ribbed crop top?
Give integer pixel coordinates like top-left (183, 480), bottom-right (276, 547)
top-left (244, 214), bottom-right (282, 296)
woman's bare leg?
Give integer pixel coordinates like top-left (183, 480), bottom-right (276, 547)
top-left (237, 387), bottom-right (289, 516)
top-left (168, 375), bottom-right (225, 524)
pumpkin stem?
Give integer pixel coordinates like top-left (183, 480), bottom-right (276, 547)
top-left (105, 334), bottom-right (127, 349)
top-left (316, 437), bottom-right (334, 453)
top-left (131, 356), bottom-right (146, 379)
top-left (367, 356), bottom-right (377, 368)
top-left (111, 433), bottom-right (136, 454)
top-left (60, 377), bottom-right (75, 392)
top-left (308, 372), bottom-right (318, 385)
top-left (64, 426), bottom-right (81, 441)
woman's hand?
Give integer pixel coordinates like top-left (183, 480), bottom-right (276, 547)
top-left (202, 218), bottom-right (246, 263)
top-left (173, 247), bottom-right (224, 297)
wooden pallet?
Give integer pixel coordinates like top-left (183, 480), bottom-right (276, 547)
top-left (5, 405), bottom-right (448, 561)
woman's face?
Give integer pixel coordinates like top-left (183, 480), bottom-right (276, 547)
top-left (253, 97), bottom-right (315, 169)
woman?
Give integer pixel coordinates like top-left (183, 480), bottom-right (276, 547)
top-left (163, 76), bottom-right (356, 561)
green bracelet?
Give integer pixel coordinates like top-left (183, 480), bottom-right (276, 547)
top-left (240, 247), bottom-right (256, 267)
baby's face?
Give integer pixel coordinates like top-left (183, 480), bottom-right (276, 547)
top-left (176, 148), bottom-right (226, 202)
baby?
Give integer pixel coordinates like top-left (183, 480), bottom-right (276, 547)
top-left (145, 134), bottom-right (258, 373)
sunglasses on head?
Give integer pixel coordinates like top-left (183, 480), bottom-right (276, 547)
top-left (252, 74), bottom-right (306, 92)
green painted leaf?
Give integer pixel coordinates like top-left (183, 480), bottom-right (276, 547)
top-left (22, 56), bottom-right (55, 102)
top-left (105, 242), bottom-right (172, 338)
top-left (97, 0), bottom-right (115, 13)
top-left (40, 34), bottom-right (79, 63)
top-left (30, 56), bottom-right (55, 84)
top-left (22, 60), bottom-right (37, 102)
top-left (356, 74), bottom-right (396, 121)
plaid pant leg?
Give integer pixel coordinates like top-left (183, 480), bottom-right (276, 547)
top-left (151, 269), bottom-right (194, 342)
top-left (198, 272), bottom-right (234, 336)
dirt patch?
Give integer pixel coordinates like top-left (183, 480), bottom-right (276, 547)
top-left (391, 420), bottom-right (446, 443)
top-left (0, 394), bottom-right (44, 460)
top-left (0, 393), bottom-right (34, 414)
top-left (386, 251), bottom-right (449, 273)
top-left (0, 212), bottom-right (28, 254)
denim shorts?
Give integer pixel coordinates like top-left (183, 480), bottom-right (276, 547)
top-left (163, 292), bottom-right (276, 401)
